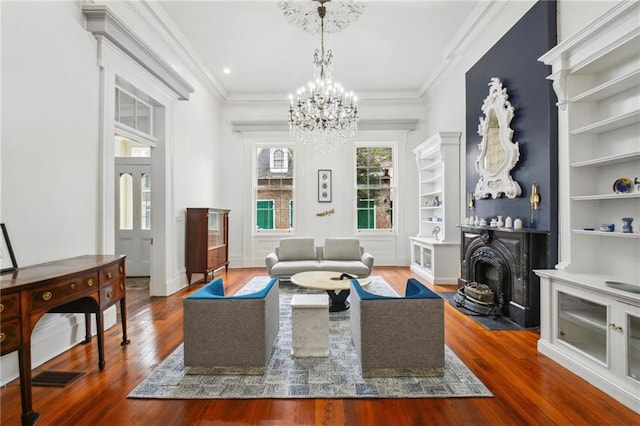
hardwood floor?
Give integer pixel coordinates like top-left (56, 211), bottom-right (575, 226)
top-left (1, 267), bottom-right (637, 425)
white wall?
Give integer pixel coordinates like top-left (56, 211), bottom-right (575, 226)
top-left (0, 0), bottom-right (223, 384)
top-left (220, 99), bottom-right (424, 268)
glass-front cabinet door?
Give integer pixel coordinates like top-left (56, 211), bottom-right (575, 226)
top-left (625, 312), bottom-right (640, 383)
top-left (557, 291), bottom-right (607, 364)
top-left (208, 211), bottom-right (223, 249)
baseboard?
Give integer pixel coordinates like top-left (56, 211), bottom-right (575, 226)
top-left (538, 340), bottom-right (639, 414)
top-left (1, 309), bottom-right (117, 386)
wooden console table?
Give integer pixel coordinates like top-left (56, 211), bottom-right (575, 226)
top-left (0, 255), bottom-right (130, 425)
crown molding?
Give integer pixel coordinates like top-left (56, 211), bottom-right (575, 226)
top-left (82, 4), bottom-right (194, 100)
top-left (231, 118), bottom-right (419, 133)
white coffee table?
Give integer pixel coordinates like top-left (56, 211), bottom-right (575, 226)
top-left (290, 271), bottom-right (372, 312)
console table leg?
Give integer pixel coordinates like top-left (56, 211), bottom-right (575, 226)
top-left (83, 312), bottom-right (92, 344)
top-left (119, 297), bottom-right (130, 346)
top-left (18, 346), bottom-right (40, 426)
top-left (96, 312), bottom-right (105, 370)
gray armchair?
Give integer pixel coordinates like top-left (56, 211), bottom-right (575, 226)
top-left (183, 277), bottom-right (279, 371)
top-left (349, 278), bottom-right (445, 377)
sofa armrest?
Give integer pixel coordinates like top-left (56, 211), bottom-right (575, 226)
top-left (265, 252), bottom-right (279, 276)
top-left (361, 251), bottom-right (374, 276)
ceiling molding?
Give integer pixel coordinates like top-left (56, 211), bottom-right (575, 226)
top-left (83, 4), bottom-right (194, 101)
top-left (231, 119), bottom-right (420, 133)
top-left (418, 0), bottom-right (510, 98)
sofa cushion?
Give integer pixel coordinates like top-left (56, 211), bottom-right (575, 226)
top-left (323, 238), bottom-right (361, 261)
top-left (278, 238), bottom-right (316, 261)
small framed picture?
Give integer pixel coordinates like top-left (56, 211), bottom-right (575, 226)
top-left (1, 223), bottom-right (18, 273)
top-left (318, 169), bottom-right (332, 203)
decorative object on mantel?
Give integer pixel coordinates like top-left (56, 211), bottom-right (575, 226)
top-left (513, 218), bottom-right (523, 230)
top-left (622, 217), bottom-right (633, 233)
top-left (474, 78), bottom-right (522, 199)
top-left (613, 177), bottom-right (632, 194)
top-left (316, 208), bottom-right (335, 217)
top-left (504, 216), bottom-right (513, 229)
top-left (497, 216), bottom-right (504, 228)
top-left (284, 0), bottom-right (361, 153)
top-left (635, 177), bottom-right (640, 191)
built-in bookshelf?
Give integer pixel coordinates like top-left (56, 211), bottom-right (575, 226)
top-left (409, 131), bottom-right (461, 285)
top-left (536, 1), bottom-right (640, 413)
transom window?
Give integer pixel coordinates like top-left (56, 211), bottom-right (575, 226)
top-left (255, 146), bottom-right (295, 231)
top-left (356, 146), bottom-right (394, 231)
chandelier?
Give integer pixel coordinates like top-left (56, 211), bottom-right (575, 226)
top-left (283, 0), bottom-right (362, 153)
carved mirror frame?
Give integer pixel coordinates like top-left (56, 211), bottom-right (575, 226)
top-left (474, 78), bottom-right (521, 199)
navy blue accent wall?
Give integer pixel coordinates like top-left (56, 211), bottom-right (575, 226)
top-left (465, 0), bottom-right (558, 265)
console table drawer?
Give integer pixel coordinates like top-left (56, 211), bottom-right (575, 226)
top-left (29, 273), bottom-right (99, 311)
top-left (0, 293), bottom-right (20, 318)
top-left (100, 263), bottom-right (124, 284)
top-left (0, 318), bottom-right (21, 354)
top-left (101, 280), bottom-right (124, 308)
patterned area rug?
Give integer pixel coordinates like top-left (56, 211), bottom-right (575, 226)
top-left (128, 277), bottom-right (492, 399)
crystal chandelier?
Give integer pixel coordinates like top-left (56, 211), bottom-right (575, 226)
top-left (284, 0), bottom-right (361, 153)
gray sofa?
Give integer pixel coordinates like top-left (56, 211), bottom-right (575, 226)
top-left (265, 237), bottom-right (374, 280)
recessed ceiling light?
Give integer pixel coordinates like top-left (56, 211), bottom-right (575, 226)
top-left (222, 67), bottom-right (231, 74)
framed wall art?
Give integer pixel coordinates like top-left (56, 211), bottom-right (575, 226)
top-left (1, 223), bottom-right (18, 273)
top-left (318, 169), bottom-right (332, 203)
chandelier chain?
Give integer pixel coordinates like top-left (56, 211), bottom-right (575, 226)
top-left (286, 0), bottom-right (360, 153)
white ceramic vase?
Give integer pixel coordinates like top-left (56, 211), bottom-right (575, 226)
top-left (514, 218), bottom-right (523, 230)
top-left (505, 216), bottom-right (513, 228)
top-left (497, 215), bottom-right (504, 227)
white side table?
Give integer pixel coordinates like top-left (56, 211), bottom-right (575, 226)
top-left (290, 294), bottom-right (329, 357)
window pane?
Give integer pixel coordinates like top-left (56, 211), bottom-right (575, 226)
top-left (118, 90), bottom-right (135, 128)
top-left (141, 173), bottom-right (151, 230)
top-left (136, 101), bottom-right (151, 134)
top-left (119, 173), bottom-right (133, 230)
top-left (356, 147), bottom-right (393, 230)
top-left (256, 147), bottom-right (294, 230)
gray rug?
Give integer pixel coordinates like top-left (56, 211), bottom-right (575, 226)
top-left (128, 277), bottom-right (492, 399)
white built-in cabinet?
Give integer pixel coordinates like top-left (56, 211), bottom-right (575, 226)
top-left (410, 132), bottom-right (461, 285)
top-left (535, 1), bottom-right (640, 413)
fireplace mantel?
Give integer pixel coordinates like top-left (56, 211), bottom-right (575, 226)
top-left (458, 225), bottom-right (550, 327)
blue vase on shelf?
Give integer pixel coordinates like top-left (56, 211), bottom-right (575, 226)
top-left (622, 217), bottom-right (633, 233)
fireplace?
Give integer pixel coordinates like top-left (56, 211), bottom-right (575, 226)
top-left (457, 226), bottom-right (549, 328)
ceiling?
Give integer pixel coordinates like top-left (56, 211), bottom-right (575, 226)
top-left (156, 1), bottom-right (487, 102)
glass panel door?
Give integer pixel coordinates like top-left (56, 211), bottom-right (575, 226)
top-left (558, 292), bottom-right (607, 363)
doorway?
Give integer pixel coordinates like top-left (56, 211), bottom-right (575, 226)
top-left (115, 139), bottom-right (153, 278)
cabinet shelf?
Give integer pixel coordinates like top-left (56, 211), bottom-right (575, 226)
top-left (572, 229), bottom-right (640, 239)
top-left (571, 193), bottom-right (640, 201)
top-left (560, 310), bottom-right (607, 333)
top-left (422, 190), bottom-right (443, 197)
top-left (571, 152), bottom-right (640, 168)
top-left (570, 110), bottom-right (640, 136)
top-left (570, 69), bottom-right (640, 103)
top-left (421, 175), bottom-right (442, 183)
top-left (421, 206), bottom-right (442, 211)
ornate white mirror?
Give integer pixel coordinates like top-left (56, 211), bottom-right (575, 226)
top-left (474, 78), bottom-right (521, 199)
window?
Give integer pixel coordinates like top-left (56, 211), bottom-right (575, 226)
top-left (255, 146), bottom-right (294, 231)
top-left (115, 88), bottom-right (152, 136)
top-left (356, 146), bottom-right (394, 230)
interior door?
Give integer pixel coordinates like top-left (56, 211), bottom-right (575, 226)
top-left (115, 158), bottom-right (152, 276)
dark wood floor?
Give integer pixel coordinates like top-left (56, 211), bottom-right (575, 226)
top-left (1, 267), bottom-right (637, 425)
